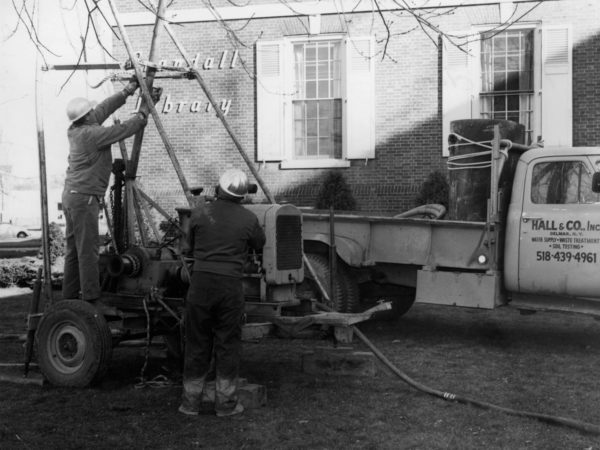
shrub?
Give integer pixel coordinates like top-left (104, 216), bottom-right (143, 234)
top-left (48, 222), bottom-right (66, 264)
top-left (415, 171), bottom-right (449, 209)
top-left (0, 261), bottom-right (36, 288)
top-left (315, 171), bottom-right (357, 211)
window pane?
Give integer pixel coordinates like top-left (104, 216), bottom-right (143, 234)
top-left (319, 101), bottom-right (332, 118)
top-left (318, 62), bottom-right (328, 79)
top-left (306, 46), bottom-right (316, 61)
top-left (506, 35), bottom-right (520, 52)
top-left (507, 95), bottom-right (519, 111)
top-left (306, 81), bottom-right (316, 98)
top-left (307, 119), bottom-right (317, 137)
top-left (318, 80), bottom-right (329, 98)
top-left (320, 138), bottom-right (333, 156)
top-left (493, 36), bottom-right (506, 52)
top-left (306, 63), bottom-right (316, 80)
top-left (319, 118), bottom-right (331, 136)
top-left (318, 45), bottom-right (328, 61)
top-left (306, 101), bottom-right (318, 118)
top-left (506, 72), bottom-right (519, 90)
top-left (493, 73), bottom-right (506, 91)
top-left (507, 55), bottom-right (519, 71)
top-left (307, 138), bottom-right (318, 156)
top-left (334, 99), bottom-right (342, 117)
top-left (494, 96), bottom-right (505, 111)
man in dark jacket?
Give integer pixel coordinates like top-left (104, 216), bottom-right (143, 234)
top-left (179, 169), bottom-right (266, 417)
top-left (61, 80), bottom-right (159, 302)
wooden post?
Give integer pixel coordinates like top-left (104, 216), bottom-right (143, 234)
top-left (127, 0), bottom-right (166, 178)
top-left (106, 0), bottom-right (194, 206)
top-left (163, 23), bottom-right (276, 204)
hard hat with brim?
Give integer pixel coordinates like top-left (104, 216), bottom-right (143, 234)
top-left (66, 97), bottom-right (96, 123)
top-left (219, 169), bottom-right (249, 198)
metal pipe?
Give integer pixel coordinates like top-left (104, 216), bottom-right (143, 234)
top-left (34, 36), bottom-right (53, 306)
top-left (163, 23), bottom-right (275, 204)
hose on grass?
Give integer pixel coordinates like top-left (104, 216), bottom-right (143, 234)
top-left (314, 302), bottom-right (600, 436)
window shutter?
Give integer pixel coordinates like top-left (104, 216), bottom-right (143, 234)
top-left (442, 37), bottom-right (475, 156)
top-left (344, 36), bottom-right (375, 160)
top-left (541, 27), bottom-right (572, 146)
top-left (256, 40), bottom-right (286, 161)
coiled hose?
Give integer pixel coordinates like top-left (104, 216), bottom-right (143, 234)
top-left (314, 301), bottom-right (600, 436)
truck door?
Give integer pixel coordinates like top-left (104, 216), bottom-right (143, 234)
top-left (518, 157), bottom-right (600, 296)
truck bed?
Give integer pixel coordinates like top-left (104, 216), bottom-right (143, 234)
top-left (301, 211), bottom-right (491, 271)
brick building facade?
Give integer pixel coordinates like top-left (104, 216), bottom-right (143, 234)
top-left (111, 0), bottom-right (600, 215)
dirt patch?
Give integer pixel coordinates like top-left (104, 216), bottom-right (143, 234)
top-left (1, 290), bottom-right (599, 449)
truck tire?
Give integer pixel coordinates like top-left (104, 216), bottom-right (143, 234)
top-left (36, 300), bottom-right (113, 387)
top-left (299, 253), bottom-right (358, 312)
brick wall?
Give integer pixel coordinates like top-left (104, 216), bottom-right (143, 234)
top-left (111, 0), bottom-right (600, 215)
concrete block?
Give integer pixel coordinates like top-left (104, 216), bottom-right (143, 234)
top-left (301, 349), bottom-right (377, 377)
top-left (237, 383), bottom-right (267, 409)
top-left (201, 379), bottom-right (267, 409)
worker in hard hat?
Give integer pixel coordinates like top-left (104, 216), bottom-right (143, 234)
top-left (61, 79), bottom-right (160, 303)
top-left (179, 169), bottom-right (266, 417)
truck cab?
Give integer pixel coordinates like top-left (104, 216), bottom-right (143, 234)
top-left (504, 147), bottom-right (600, 307)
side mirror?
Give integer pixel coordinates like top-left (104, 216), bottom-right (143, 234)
top-left (593, 172), bottom-right (600, 193)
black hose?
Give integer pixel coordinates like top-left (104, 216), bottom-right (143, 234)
top-left (315, 302), bottom-right (600, 436)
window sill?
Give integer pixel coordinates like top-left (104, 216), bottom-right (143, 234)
top-left (280, 159), bottom-right (351, 169)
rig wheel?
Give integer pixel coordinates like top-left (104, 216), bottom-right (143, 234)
top-left (298, 253), bottom-right (359, 313)
top-left (36, 300), bottom-right (113, 387)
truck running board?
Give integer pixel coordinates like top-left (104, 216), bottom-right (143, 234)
top-left (509, 294), bottom-right (600, 318)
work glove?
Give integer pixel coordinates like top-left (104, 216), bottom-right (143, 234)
top-left (122, 77), bottom-right (139, 96)
top-left (139, 87), bottom-right (163, 116)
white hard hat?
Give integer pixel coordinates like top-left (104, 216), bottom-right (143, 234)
top-left (66, 97), bottom-right (95, 123)
top-left (218, 169), bottom-right (249, 198)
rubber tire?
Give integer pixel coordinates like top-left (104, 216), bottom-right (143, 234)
top-left (35, 300), bottom-right (113, 387)
top-left (298, 253), bottom-right (358, 313)
top-left (16, 231), bottom-right (27, 238)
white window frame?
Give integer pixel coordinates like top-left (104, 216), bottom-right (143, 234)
top-left (281, 34), bottom-right (350, 169)
top-left (256, 34), bottom-right (375, 169)
top-left (474, 22), bottom-right (542, 146)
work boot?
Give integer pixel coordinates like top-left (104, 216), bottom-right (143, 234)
top-left (215, 402), bottom-right (244, 418)
top-left (178, 403), bottom-right (199, 416)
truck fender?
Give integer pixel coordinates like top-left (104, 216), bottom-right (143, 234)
top-left (303, 233), bottom-right (365, 267)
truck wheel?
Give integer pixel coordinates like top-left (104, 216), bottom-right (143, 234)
top-left (299, 253), bottom-right (357, 312)
top-left (36, 300), bottom-right (113, 387)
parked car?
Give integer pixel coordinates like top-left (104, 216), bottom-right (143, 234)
top-left (0, 223), bottom-right (31, 239)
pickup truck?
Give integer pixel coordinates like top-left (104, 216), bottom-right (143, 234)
top-left (301, 121), bottom-right (600, 318)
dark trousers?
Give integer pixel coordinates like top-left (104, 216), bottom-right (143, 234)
top-left (61, 190), bottom-right (100, 301)
top-left (182, 272), bottom-right (244, 413)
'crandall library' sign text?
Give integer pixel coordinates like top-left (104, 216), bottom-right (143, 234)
top-left (132, 49), bottom-right (239, 115)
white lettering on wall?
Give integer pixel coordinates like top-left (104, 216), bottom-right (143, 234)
top-left (135, 49), bottom-right (240, 70)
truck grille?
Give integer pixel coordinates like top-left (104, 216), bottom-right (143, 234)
top-left (276, 215), bottom-right (302, 270)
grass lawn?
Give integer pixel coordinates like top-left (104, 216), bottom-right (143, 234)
top-left (1, 289), bottom-right (599, 449)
